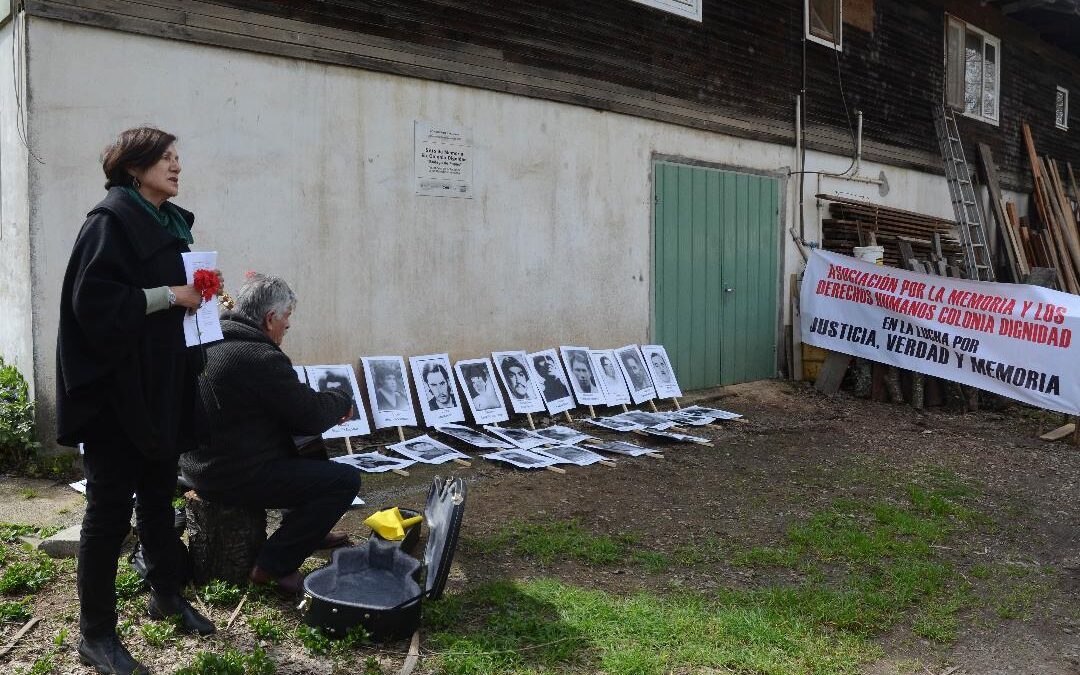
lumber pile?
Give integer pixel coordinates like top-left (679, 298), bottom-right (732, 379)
top-left (1021, 123), bottom-right (1080, 294)
top-left (818, 194), bottom-right (965, 269)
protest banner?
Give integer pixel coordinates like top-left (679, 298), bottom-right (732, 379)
top-left (800, 249), bottom-right (1080, 415)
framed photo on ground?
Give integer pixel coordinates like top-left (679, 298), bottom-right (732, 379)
top-left (387, 435), bottom-right (469, 464)
top-left (330, 451), bottom-right (413, 473)
top-left (641, 345), bottom-right (682, 399)
top-left (483, 425), bottom-right (550, 450)
top-left (482, 449), bottom-right (558, 469)
top-left (435, 423), bottom-right (513, 449)
top-left (492, 350), bottom-right (546, 414)
top-left (615, 345), bottom-right (656, 404)
top-left (305, 365), bottom-right (371, 438)
top-left (533, 425), bottom-right (592, 445)
top-left (455, 358), bottom-right (510, 425)
top-left (526, 348), bottom-right (575, 415)
top-left (409, 354), bottom-right (465, 427)
top-left (360, 356), bottom-right (418, 429)
top-left (589, 349), bottom-right (631, 407)
top-left (560, 346), bottom-right (606, 406)
top-left (533, 445), bottom-right (607, 467)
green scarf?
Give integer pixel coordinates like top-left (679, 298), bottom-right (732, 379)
top-left (122, 187), bottom-right (194, 245)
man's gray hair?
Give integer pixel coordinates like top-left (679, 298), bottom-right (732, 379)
top-left (232, 272), bottom-right (296, 323)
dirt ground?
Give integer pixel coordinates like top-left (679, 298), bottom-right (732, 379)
top-left (1, 379), bottom-right (1078, 674)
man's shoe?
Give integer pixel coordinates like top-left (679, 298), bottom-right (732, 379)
top-left (318, 530), bottom-right (351, 549)
top-left (78, 634), bottom-right (151, 675)
top-left (250, 565), bottom-right (305, 596)
top-left (147, 591), bottom-right (216, 636)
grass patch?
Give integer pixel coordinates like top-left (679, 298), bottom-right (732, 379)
top-left (425, 578), bottom-right (873, 675)
top-left (200, 579), bottom-right (244, 607)
top-left (175, 646), bottom-right (275, 674)
top-left (247, 609), bottom-right (286, 643)
top-left (140, 617), bottom-right (179, 647)
top-left (469, 519), bottom-right (631, 565)
top-left (295, 623), bottom-right (370, 657)
top-left (0, 524), bottom-right (59, 543)
top-left (0, 550), bottom-right (58, 595)
top-left (115, 563), bottom-right (145, 602)
top-left (0, 598), bottom-right (32, 623)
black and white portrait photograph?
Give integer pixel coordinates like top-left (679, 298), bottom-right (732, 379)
top-left (409, 354), bottom-right (465, 427)
top-left (559, 346), bottom-right (606, 406)
top-left (661, 411), bottom-right (715, 426)
top-left (481, 449), bottom-right (557, 469)
top-left (587, 440), bottom-right (655, 457)
top-left (492, 350), bottom-right (545, 414)
top-left (610, 410), bottom-right (673, 430)
top-left (615, 345), bottom-right (657, 404)
top-left (589, 349), bottom-right (631, 407)
top-left (435, 423), bottom-right (513, 449)
top-left (641, 344), bottom-right (682, 399)
top-left (644, 429), bottom-right (710, 445)
top-left (305, 365), bottom-right (371, 438)
top-left (526, 348), bottom-right (575, 415)
top-left (387, 434), bottom-right (468, 464)
top-left (483, 425), bottom-right (549, 450)
top-left (330, 451), bottom-right (414, 473)
top-left (680, 405), bottom-right (743, 420)
top-left (533, 425), bottom-right (592, 445)
top-left (533, 445), bottom-right (606, 467)
top-left (584, 416), bottom-right (645, 432)
top-left (360, 356), bottom-right (418, 429)
top-left (455, 358), bottom-right (509, 425)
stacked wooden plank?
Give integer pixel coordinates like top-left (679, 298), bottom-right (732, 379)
top-left (1021, 123), bottom-right (1080, 295)
top-left (818, 194), bottom-right (964, 269)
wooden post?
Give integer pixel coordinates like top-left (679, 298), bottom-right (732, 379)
top-left (396, 427), bottom-right (406, 442)
top-left (345, 437), bottom-right (354, 454)
top-left (392, 468), bottom-right (410, 476)
top-left (563, 411), bottom-right (573, 424)
top-left (671, 398), bottom-right (681, 410)
top-left (587, 405), bottom-right (596, 418)
top-left (525, 413), bottom-right (536, 430)
top-left (621, 404), bottom-right (629, 413)
top-left (452, 458), bottom-right (472, 467)
top-left (545, 465), bottom-right (567, 474)
top-left (648, 400), bottom-right (659, 412)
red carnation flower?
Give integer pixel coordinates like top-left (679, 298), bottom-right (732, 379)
top-left (193, 269), bottom-right (221, 302)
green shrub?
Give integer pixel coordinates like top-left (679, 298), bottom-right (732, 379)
top-left (0, 357), bottom-right (38, 472)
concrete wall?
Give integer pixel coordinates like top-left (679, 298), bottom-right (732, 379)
top-left (22, 18), bottom-right (973, 445)
top-left (0, 19), bottom-right (33, 388)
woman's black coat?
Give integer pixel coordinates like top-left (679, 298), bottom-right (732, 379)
top-left (56, 187), bottom-right (203, 458)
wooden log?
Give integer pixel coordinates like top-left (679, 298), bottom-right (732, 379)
top-left (186, 491), bottom-right (266, 586)
top-left (814, 351), bottom-right (852, 394)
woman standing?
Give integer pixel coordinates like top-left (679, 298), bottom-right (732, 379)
top-left (56, 127), bottom-right (216, 675)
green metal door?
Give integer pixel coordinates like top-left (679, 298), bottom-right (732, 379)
top-left (653, 162), bottom-right (780, 389)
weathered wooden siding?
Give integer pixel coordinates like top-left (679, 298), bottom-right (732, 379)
top-left (25, 0), bottom-right (1080, 188)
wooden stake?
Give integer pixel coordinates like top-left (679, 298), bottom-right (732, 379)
top-left (392, 468), bottom-right (410, 476)
top-left (545, 465), bottom-right (567, 474)
top-left (225, 593), bottom-right (248, 632)
top-left (671, 398), bottom-right (681, 410)
top-left (587, 405), bottom-right (596, 418)
top-left (648, 400), bottom-right (659, 412)
top-left (563, 411), bottom-right (573, 424)
top-left (598, 460), bottom-right (617, 468)
top-left (525, 413), bottom-right (536, 430)
top-left (396, 426), bottom-right (406, 442)
top-left (645, 452), bottom-right (665, 459)
top-left (0, 617), bottom-right (40, 657)
top-left (621, 404), bottom-right (629, 413)
top-left (1039, 423), bottom-right (1074, 441)
top-left (452, 458), bottom-right (472, 467)
top-left (398, 630), bottom-right (421, 675)
top-left (345, 437), bottom-right (354, 454)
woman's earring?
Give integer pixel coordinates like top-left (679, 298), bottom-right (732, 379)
top-left (132, 176), bottom-right (141, 189)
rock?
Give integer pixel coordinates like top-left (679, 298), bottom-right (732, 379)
top-left (38, 523), bottom-right (82, 559)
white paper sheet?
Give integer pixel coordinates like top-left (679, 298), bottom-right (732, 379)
top-left (330, 452), bottom-right (414, 473)
top-left (481, 449), bottom-right (558, 469)
top-left (181, 251), bottom-right (223, 347)
top-left (584, 417), bottom-right (646, 432)
top-left (410, 354), bottom-right (466, 427)
top-left (387, 434), bottom-right (469, 464)
top-left (305, 365), bottom-right (372, 438)
top-left (641, 345), bottom-right (683, 399)
top-left (483, 425), bottom-right (550, 450)
top-left (532, 425), bottom-right (593, 445)
top-left (435, 423), bottom-right (513, 449)
top-left (532, 445), bottom-right (607, 466)
top-left (361, 356), bottom-right (418, 429)
top-left (491, 351), bottom-right (546, 414)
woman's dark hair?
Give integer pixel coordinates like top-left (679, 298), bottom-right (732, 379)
top-left (101, 127), bottom-right (177, 189)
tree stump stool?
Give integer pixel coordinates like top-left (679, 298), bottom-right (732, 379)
top-left (185, 491), bottom-right (266, 586)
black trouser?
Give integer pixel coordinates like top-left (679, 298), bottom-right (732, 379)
top-left (198, 457), bottom-right (361, 577)
top-left (78, 433), bottom-right (182, 638)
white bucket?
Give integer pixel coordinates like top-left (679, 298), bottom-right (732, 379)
top-left (853, 245), bottom-right (885, 265)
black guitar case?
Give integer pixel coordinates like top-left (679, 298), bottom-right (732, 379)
top-left (299, 476), bottom-right (466, 641)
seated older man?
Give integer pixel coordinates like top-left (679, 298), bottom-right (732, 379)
top-left (180, 273), bottom-right (360, 594)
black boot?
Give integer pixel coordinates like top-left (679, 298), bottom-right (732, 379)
top-left (147, 591), bottom-right (216, 635)
top-left (78, 634), bottom-right (151, 675)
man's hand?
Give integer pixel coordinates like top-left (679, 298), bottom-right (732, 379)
top-left (339, 406), bottom-right (354, 423)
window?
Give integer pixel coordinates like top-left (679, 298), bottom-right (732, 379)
top-left (945, 17), bottom-right (1000, 124)
top-left (806, 0), bottom-right (842, 50)
top-left (1056, 86), bottom-right (1069, 130)
top-left (628, 0), bottom-right (702, 22)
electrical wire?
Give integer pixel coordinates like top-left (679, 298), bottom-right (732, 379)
top-left (12, 5), bottom-right (45, 165)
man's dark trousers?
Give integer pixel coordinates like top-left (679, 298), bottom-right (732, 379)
top-left (197, 457), bottom-right (361, 576)
top-left (79, 431), bottom-right (182, 638)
